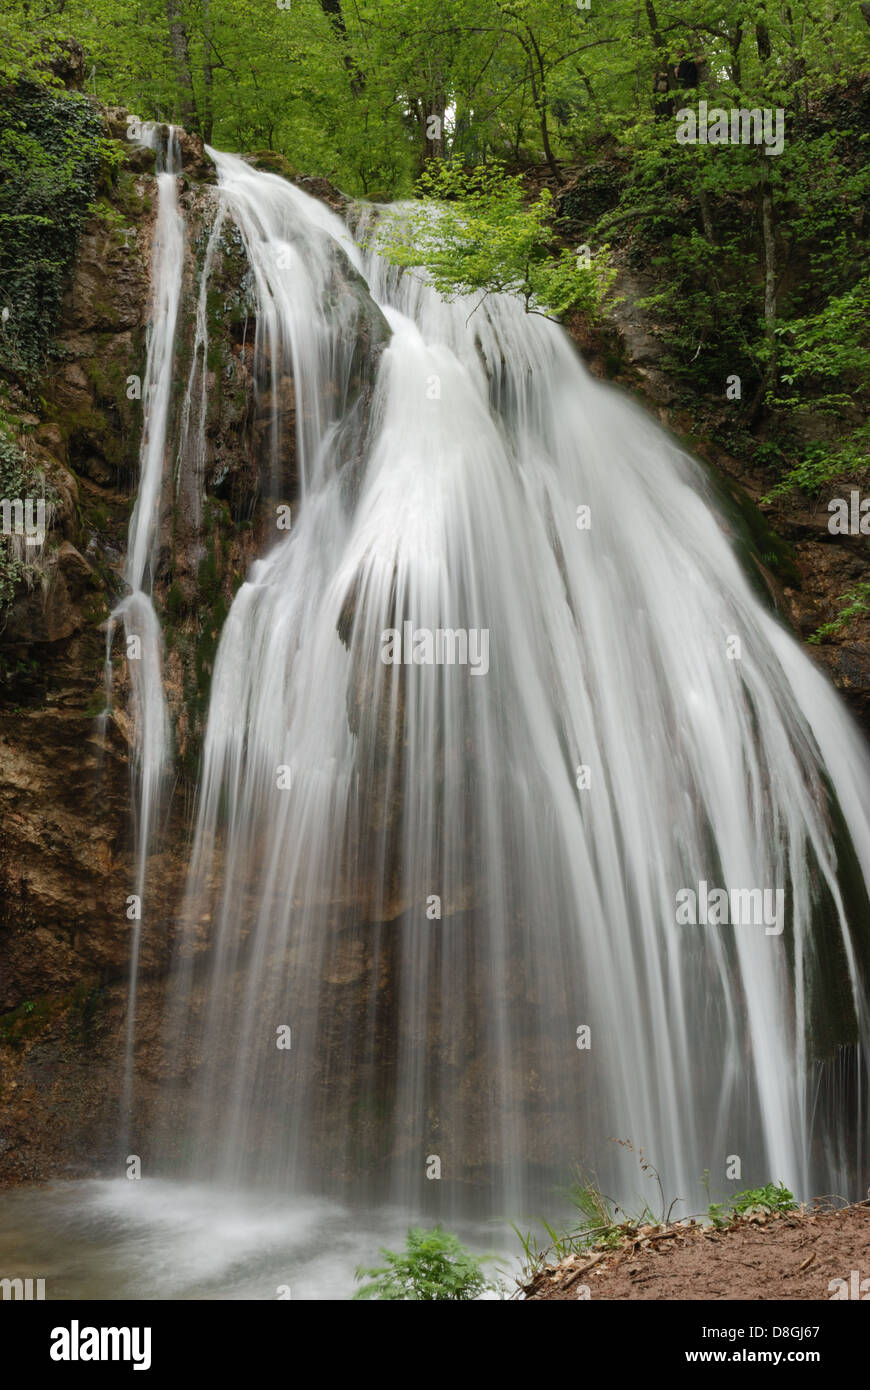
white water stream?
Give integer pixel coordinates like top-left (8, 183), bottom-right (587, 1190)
top-left (109, 124), bottom-right (182, 1138)
top-left (151, 153), bottom-right (870, 1219)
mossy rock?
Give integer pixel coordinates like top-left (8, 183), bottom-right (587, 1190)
top-left (0, 981), bottom-right (106, 1048)
top-left (701, 462), bottom-right (802, 595)
top-left (249, 150), bottom-right (300, 180)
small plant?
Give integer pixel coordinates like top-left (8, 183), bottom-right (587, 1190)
top-left (568, 1179), bottom-right (618, 1236)
top-left (808, 583), bottom-right (870, 644)
top-left (730, 1182), bottom-right (796, 1217)
top-left (705, 1179), bottom-right (797, 1228)
top-left (565, 1173), bottom-right (636, 1249)
top-left (353, 1225), bottom-right (499, 1301)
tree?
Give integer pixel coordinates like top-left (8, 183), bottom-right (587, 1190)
top-left (375, 159), bottom-right (616, 320)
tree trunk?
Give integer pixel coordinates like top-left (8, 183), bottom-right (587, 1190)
top-left (750, 11), bottom-right (777, 421)
top-left (698, 183), bottom-right (714, 243)
top-left (166, 0), bottom-right (199, 132)
top-left (749, 158), bottom-right (778, 424)
top-left (644, 0), bottom-right (662, 48)
top-left (525, 28), bottom-right (563, 184)
top-left (645, 0), bottom-right (677, 117)
top-left (201, 0), bottom-right (214, 144)
top-left (319, 0), bottom-right (364, 95)
top-left (424, 95), bottom-right (446, 162)
top-left (729, 24), bottom-right (743, 86)
top-left (761, 171), bottom-right (777, 343)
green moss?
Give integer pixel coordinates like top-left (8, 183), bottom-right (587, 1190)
top-left (171, 498), bottom-right (239, 780)
top-left (0, 82), bottom-right (109, 374)
top-left (249, 150), bottom-right (300, 180)
top-left (67, 980), bottom-right (107, 1041)
top-left (110, 167), bottom-right (148, 221)
top-left (0, 980), bottom-right (107, 1048)
top-left (83, 689), bottom-right (107, 717)
top-left (0, 994), bottom-right (54, 1047)
top-left (686, 442), bottom-right (801, 596)
top-left (84, 499), bottom-right (110, 531)
top-left (165, 581), bottom-right (186, 623)
top-left (81, 595), bottom-right (109, 628)
top-left (83, 347), bottom-right (131, 401)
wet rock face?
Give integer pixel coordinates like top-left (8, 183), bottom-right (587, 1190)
top-left (771, 511), bottom-right (870, 727)
top-left (102, 108), bottom-right (216, 184)
top-left (0, 134), bottom-right (232, 1181)
top-left (0, 120), bottom-right (393, 1184)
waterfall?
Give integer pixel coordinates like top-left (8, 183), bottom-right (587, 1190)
top-left (113, 123), bottom-right (182, 1139)
top-left (148, 151), bottom-right (869, 1219)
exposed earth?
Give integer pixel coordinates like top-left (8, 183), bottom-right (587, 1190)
top-left (522, 1201), bottom-right (870, 1300)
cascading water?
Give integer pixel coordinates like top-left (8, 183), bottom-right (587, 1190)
top-left (111, 123), bottom-right (182, 1137)
top-left (140, 151), bottom-right (870, 1224)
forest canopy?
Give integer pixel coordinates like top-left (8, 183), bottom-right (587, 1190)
top-left (1, 1), bottom-right (868, 195)
top-left (1, 1), bottom-right (869, 495)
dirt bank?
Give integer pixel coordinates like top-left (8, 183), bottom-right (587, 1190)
top-left (523, 1202), bottom-right (870, 1300)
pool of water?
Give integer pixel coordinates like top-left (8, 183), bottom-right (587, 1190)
top-left (0, 1179), bottom-right (516, 1299)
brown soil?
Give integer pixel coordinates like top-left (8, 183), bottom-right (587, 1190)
top-left (522, 1203), bottom-right (870, 1300)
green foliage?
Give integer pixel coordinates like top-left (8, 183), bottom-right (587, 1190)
top-left (353, 1225), bottom-right (498, 1300)
top-left (0, 83), bottom-right (110, 372)
top-left (0, 12), bottom-right (62, 87)
top-left (708, 1181), bottom-right (797, 1227)
top-left (563, 1164), bottom-right (659, 1249)
top-left (0, 0), bottom-right (866, 503)
top-left (773, 280), bottom-right (870, 411)
top-left (762, 426), bottom-right (870, 500)
top-left (0, 432), bottom-right (29, 500)
top-left (730, 1182), bottom-right (797, 1217)
top-left (809, 584), bottom-right (870, 645)
top-left (376, 161), bottom-right (616, 320)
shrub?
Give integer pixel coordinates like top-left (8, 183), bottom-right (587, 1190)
top-left (353, 1225), bottom-right (498, 1301)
